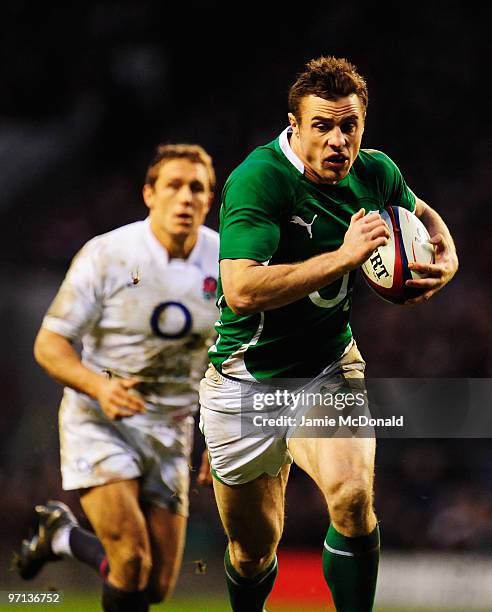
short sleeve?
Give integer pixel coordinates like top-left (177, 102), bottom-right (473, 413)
top-left (219, 161), bottom-right (291, 262)
top-left (374, 151), bottom-right (416, 213)
top-left (385, 156), bottom-right (417, 212)
top-left (42, 240), bottom-right (103, 341)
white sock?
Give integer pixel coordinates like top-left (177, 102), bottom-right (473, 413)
top-left (50, 525), bottom-right (74, 557)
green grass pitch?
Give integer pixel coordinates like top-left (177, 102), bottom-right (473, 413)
top-left (4, 593), bottom-right (476, 612)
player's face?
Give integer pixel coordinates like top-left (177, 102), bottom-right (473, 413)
top-left (288, 94), bottom-right (365, 184)
top-left (143, 159), bottom-right (212, 239)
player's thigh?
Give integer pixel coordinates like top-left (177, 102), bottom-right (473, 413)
top-left (288, 436), bottom-right (376, 500)
top-left (80, 479), bottom-right (150, 559)
top-left (289, 341), bottom-right (374, 496)
top-left (143, 504), bottom-right (187, 601)
top-left (213, 464), bottom-right (290, 552)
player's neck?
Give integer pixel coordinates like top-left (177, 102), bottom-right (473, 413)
top-left (151, 223), bottom-right (198, 259)
top-left (289, 132), bottom-right (320, 184)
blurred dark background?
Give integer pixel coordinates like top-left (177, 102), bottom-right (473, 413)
top-left (1, 0), bottom-right (491, 583)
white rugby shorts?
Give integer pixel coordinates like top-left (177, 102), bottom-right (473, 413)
top-left (59, 388), bottom-right (194, 516)
top-left (199, 340), bottom-right (366, 485)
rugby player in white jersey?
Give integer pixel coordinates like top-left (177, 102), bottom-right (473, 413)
top-left (13, 144), bottom-right (219, 612)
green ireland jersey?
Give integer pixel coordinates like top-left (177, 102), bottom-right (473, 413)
top-left (209, 127), bottom-right (416, 380)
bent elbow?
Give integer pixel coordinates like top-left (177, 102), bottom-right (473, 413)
top-left (33, 335), bottom-right (47, 367)
top-left (33, 329), bottom-right (60, 369)
top-left (230, 303), bottom-right (253, 316)
top-left (226, 292), bottom-right (258, 316)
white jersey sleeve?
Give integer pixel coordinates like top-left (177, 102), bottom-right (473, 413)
top-left (42, 239), bottom-right (103, 341)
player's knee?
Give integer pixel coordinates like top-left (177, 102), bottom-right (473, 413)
top-left (120, 550), bottom-right (153, 590)
top-left (230, 538), bottom-right (278, 578)
top-left (328, 478), bottom-right (373, 531)
top-left (232, 550), bottom-right (275, 579)
top-left (108, 543), bottom-right (153, 591)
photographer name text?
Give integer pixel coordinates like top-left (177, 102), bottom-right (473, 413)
top-left (252, 415), bottom-right (404, 428)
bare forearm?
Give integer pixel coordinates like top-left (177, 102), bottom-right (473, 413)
top-left (34, 329), bottom-right (104, 398)
top-left (417, 200), bottom-right (458, 260)
top-left (225, 251), bottom-right (349, 314)
top-left (405, 199), bottom-right (459, 304)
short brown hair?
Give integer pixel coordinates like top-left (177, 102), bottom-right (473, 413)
top-left (145, 143), bottom-right (216, 191)
top-left (288, 56), bottom-right (368, 120)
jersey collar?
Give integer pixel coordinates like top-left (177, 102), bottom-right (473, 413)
top-left (278, 126), bottom-right (304, 174)
top-left (144, 217), bottom-right (169, 265)
top-left (144, 217), bottom-right (204, 267)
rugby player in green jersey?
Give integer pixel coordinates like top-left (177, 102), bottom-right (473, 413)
top-left (200, 56), bottom-right (458, 611)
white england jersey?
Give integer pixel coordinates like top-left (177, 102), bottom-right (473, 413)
top-left (43, 219), bottom-right (219, 412)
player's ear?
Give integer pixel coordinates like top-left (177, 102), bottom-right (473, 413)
top-left (142, 183), bottom-right (154, 210)
top-left (288, 112), bottom-right (299, 137)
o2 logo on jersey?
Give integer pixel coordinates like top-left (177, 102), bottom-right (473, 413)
top-left (309, 273), bottom-right (352, 311)
top-left (151, 301), bottom-right (192, 339)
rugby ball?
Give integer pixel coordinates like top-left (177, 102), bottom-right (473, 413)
top-left (361, 206), bottom-right (434, 304)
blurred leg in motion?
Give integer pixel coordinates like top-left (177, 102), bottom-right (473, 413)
top-left (80, 479), bottom-right (151, 612)
top-left (142, 502), bottom-right (187, 604)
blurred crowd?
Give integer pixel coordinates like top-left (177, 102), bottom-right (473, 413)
top-left (1, 0), bottom-right (491, 556)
